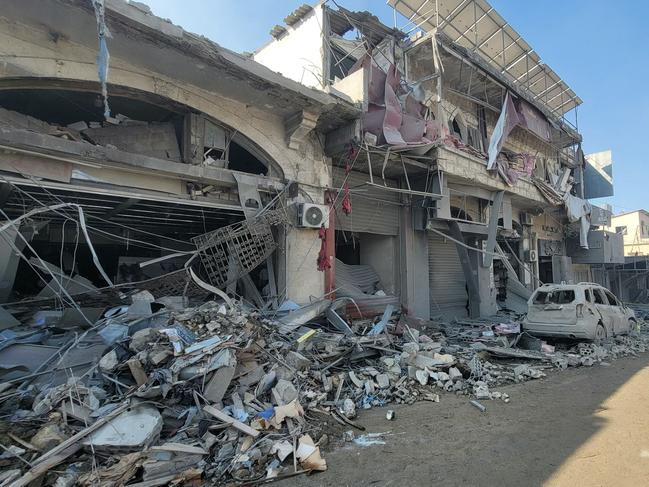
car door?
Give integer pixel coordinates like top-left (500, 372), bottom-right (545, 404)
top-left (592, 288), bottom-right (615, 336)
top-left (604, 290), bottom-right (627, 334)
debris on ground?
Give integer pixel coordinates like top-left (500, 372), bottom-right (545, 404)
top-left (1, 282), bottom-right (649, 485)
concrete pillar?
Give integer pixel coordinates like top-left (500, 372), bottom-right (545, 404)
top-left (0, 226), bottom-right (24, 302)
top-left (284, 228), bottom-right (324, 304)
top-left (469, 241), bottom-right (498, 317)
top-left (399, 205), bottom-right (429, 318)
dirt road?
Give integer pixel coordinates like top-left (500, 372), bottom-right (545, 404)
top-left (281, 354), bottom-right (649, 487)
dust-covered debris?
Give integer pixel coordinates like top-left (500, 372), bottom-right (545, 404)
top-left (2, 292), bottom-right (648, 485)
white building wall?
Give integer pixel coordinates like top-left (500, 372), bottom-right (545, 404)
top-left (253, 6), bottom-right (325, 89)
top-left (606, 212), bottom-right (649, 256)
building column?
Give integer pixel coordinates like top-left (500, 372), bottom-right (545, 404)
top-left (0, 225), bottom-right (25, 302)
top-left (284, 228), bottom-right (325, 304)
top-left (399, 205), bottom-right (430, 318)
top-left (469, 240), bottom-right (499, 317)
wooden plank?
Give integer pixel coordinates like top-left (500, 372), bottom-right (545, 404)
top-left (150, 443), bottom-right (208, 455)
top-left (203, 405), bottom-right (259, 437)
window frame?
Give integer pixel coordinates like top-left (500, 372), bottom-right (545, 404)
top-left (592, 288), bottom-right (607, 305)
top-left (604, 290), bottom-right (620, 307)
top-left (532, 289), bottom-right (576, 305)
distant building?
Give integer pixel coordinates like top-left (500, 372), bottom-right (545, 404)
top-left (606, 210), bottom-right (649, 256)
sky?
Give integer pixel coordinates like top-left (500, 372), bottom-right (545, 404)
top-left (141, 0), bottom-right (649, 213)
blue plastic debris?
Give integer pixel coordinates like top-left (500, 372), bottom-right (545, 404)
top-left (367, 304), bottom-right (394, 336)
top-left (256, 408), bottom-right (275, 420)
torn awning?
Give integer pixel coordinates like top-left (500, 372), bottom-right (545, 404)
top-left (487, 91), bottom-right (551, 171)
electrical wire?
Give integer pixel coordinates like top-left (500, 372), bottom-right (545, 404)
top-left (0, 209), bottom-right (95, 326)
top-left (3, 172), bottom-right (199, 246)
top-left (2, 178), bottom-right (196, 253)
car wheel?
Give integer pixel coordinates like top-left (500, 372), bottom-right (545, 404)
top-left (595, 323), bottom-right (607, 343)
top-left (629, 319), bottom-right (639, 335)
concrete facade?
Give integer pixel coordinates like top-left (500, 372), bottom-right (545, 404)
top-left (252, 2), bottom-right (613, 319)
top-left (0, 0), bottom-right (362, 305)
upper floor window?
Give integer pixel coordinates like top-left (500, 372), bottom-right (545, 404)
top-left (450, 116), bottom-right (464, 141)
top-left (642, 222), bottom-right (649, 238)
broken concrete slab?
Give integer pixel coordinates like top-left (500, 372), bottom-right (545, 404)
top-left (277, 299), bottom-right (331, 334)
top-left (376, 373), bottom-right (390, 389)
top-left (0, 306), bottom-right (20, 330)
top-left (448, 367), bottom-right (463, 381)
top-left (272, 379), bottom-right (298, 405)
top-left (129, 328), bottom-right (158, 352)
top-left (204, 363), bottom-right (236, 404)
top-left (99, 350), bottom-right (119, 373)
top-left (83, 404), bottom-right (163, 451)
top-left (284, 351), bottom-right (310, 371)
top-left (31, 423), bottom-right (68, 451)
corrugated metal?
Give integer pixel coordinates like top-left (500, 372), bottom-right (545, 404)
top-left (428, 236), bottom-right (468, 319)
top-left (334, 259), bottom-right (400, 318)
top-left (332, 168), bottom-right (400, 235)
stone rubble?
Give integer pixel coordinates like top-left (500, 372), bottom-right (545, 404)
top-left (1, 297), bottom-right (648, 485)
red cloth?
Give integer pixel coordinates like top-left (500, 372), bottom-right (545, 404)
top-left (342, 184), bottom-right (352, 215)
top-left (317, 225), bottom-right (330, 271)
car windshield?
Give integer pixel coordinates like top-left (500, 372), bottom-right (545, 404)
top-left (533, 289), bottom-right (576, 305)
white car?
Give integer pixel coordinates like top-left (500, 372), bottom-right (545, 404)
top-left (523, 282), bottom-right (636, 341)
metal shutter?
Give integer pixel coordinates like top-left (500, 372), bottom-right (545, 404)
top-left (332, 168), bottom-right (400, 236)
top-left (428, 236), bottom-right (468, 319)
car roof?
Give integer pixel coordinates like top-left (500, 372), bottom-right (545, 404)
top-left (536, 283), bottom-right (603, 291)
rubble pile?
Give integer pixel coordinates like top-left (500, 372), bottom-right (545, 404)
top-left (1, 293), bottom-right (649, 485)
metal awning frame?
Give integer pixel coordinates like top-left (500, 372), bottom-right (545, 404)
top-left (389, 0), bottom-right (582, 117)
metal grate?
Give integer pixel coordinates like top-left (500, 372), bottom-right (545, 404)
top-left (191, 210), bottom-right (285, 288)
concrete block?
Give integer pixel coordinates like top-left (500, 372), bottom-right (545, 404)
top-left (376, 374), bottom-right (390, 389)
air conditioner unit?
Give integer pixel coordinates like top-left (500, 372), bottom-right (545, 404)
top-left (297, 203), bottom-right (329, 229)
top-left (525, 249), bottom-right (538, 262)
top-left (520, 212), bottom-right (534, 226)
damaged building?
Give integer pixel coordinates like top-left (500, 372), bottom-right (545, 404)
top-left (254, 0), bottom-right (621, 319)
top-left (0, 0), bottom-right (361, 308)
top-left (0, 0), bottom-right (623, 320)
top-left (0, 1), bottom-right (645, 485)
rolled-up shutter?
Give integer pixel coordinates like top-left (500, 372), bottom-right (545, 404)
top-left (332, 168), bottom-right (400, 236)
top-left (428, 236), bottom-right (468, 319)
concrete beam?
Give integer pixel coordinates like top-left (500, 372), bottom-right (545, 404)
top-left (0, 128), bottom-right (284, 192)
top-left (482, 190), bottom-right (504, 268)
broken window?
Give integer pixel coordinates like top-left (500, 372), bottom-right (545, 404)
top-left (183, 113), bottom-right (270, 175)
top-left (450, 206), bottom-right (472, 222)
top-left (328, 42), bottom-right (360, 82)
top-left (450, 117), bottom-right (463, 140)
top-left (604, 290), bottom-right (619, 306)
top-left (593, 289), bottom-right (606, 305)
top-left (642, 222), bottom-right (649, 238)
top-left (532, 290), bottom-right (575, 305)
